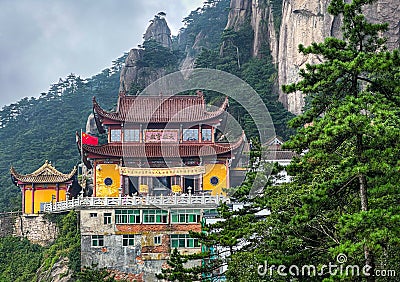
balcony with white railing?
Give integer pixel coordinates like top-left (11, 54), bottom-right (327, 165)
top-left (42, 194), bottom-right (229, 213)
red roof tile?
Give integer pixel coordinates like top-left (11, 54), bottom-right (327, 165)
top-left (82, 136), bottom-right (244, 159)
top-left (93, 92), bottom-right (228, 123)
top-left (265, 150), bottom-right (297, 161)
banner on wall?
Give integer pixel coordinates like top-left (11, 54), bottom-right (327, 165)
top-left (119, 166), bottom-right (205, 177)
top-left (144, 129), bottom-right (178, 142)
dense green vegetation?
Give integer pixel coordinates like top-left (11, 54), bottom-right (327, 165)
top-left (161, 0), bottom-right (400, 281)
top-left (137, 39), bottom-right (180, 69)
top-left (42, 211), bottom-right (81, 274)
top-left (0, 236), bottom-right (43, 281)
top-left (175, 0), bottom-right (230, 55)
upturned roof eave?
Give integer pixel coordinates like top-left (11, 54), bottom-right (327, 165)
top-left (10, 161), bottom-right (77, 184)
top-left (92, 95), bottom-right (228, 124)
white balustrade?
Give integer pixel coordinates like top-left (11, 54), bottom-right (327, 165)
top-left (42, 194), bottom-right (229, 213)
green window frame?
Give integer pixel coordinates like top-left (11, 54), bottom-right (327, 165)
top-left (142, 209), bottom-right (168, 224)
top-left (115, 210), bottom-right (141, 224)
top-left (171, 209), bottom-right (201, 223)
top-left (170, 234), bottom-right (199, 248)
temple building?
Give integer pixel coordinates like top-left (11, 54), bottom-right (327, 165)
top-left (70, 91), bottom-right (245, 281)
top-left (10, 160), bottom-right (76, 214)
top-left (80, 91), bottom-right (245, 198)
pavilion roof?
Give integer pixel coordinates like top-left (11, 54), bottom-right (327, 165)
top-left (10, 160), bottom-right (76, 184)
top-left (93, 92), bottom-right (228, 124)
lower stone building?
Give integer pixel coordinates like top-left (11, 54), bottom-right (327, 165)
top-left (77, 198), bottom-right (220, 281)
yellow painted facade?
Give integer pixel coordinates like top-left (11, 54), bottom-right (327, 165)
top-left (23, 186), bottom-right (67, 214)
top-left (203, 164), bottom-right (227, 196)
top-left (96, 164), bottom-right (121, 197)
top-left (34, 190), bottom-right (57, 213)
top-left (24, 190), bottom-right (32, 214)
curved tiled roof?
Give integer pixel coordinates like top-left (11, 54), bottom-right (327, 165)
top-left (93, 92), bottom-right (228, 123)
top-left (10, 160), bottom-right (76, 184)
top-left (82, 134), bottom-right (244, 158)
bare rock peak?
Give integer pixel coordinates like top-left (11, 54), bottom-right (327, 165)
top-left (144, 13), bottom-right (173, 49)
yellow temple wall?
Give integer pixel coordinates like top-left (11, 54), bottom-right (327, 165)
top-left (59, 190), bottom-right (66, 201)
top-left (95, 164), bottom-right (121, 197)
top-left (34, 190), bottom-right (57, 214)
top-left (24, 190), bottom-right (32, 214)
top-left (203, 164), bottom-right (227, 196)
top-left (23, 186), bottom-right (68, 214)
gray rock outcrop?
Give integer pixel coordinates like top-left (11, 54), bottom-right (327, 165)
top-left (277, 0), bottom-right (400, 115)
top-left (119, 14), bottom-right (173, 93)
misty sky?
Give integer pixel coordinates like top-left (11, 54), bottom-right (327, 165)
top-left (0, 0), bottom-right (204, 108)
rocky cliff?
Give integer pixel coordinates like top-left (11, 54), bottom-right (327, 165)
top-left (143, 15), bottom-right (172, 49)
top-left (226, 0), bottom-right (399, 115)
top-left (119, 15), bottom-right (173, 93)
top-left (225, 0), bottom-right (278, 59)
top-left (277, 0), bottom-right (399, 114)
top-left (277, 0), bottom-right (336, 114)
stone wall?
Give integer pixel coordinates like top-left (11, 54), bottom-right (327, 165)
top-left (0, 212), bottom-right (58, 246)
top-left (0, 212), bottom-right (19, 237)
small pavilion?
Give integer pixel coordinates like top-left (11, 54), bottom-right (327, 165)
top-left (10, 160), bottom-right (76, 214)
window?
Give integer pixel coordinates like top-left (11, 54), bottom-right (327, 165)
top-left (90, 213), bottom-right (97, 218)
top-left (170, 234), bottom-right (199, 248)
top-left (202, 128), bottom-right (212, 141)
top-left (122, 235), bottom-right (135, 246)
top-left (91, 235), bottom-right (104, 247)
top-left (104, 213), bottom-right (112, 224)
top-left (115, 210), bottom-right (141, 224)
top-left (154, 235), bottom-right (162, 245)
top-left (183, 129), bottom-right (198, 141)
top-left (143, 209), bottom-right (168, 224)
top-left (171, 209), bottom-right (201, 223)
top-left (110, 129), bottom-right (121, 142)
top-left (124, 129), bottom-right (140, 142)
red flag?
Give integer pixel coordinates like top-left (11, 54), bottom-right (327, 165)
top-left (82, 132), bottom-right (98, 145)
